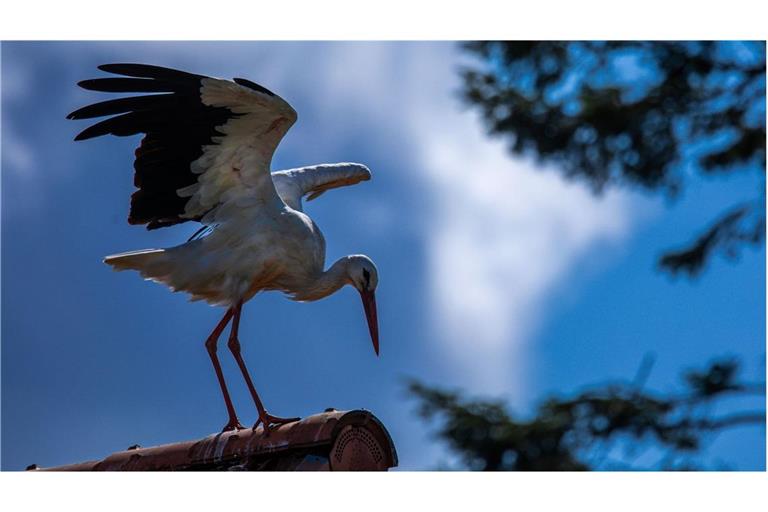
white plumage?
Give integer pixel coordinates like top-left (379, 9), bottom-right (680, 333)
top-left (105, 162), bottom-right (373, 306)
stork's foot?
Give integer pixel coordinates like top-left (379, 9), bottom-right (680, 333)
top-left (253, 412), bottom-right (300, 435)
top-left (221, 418), bottom-right (245, 432)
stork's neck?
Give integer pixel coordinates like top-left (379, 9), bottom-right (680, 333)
top-left (293, 257), bottom-right (351, 302)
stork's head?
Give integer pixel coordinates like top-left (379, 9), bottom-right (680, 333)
top-left (346, 255), bottom-right (379, 356)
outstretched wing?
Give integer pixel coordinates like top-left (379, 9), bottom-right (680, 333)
top-left (67, 63), bottom-right (297, 229)
top-left (271, 163), bottom-right (371, 211)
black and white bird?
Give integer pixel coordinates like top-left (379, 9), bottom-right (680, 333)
top-left (68, 63), bottom-right (379, 433)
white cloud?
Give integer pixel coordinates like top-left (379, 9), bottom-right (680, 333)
top-left (1, 55), bottom-right (37, 178)
top-left (420, 118), bottom-right (631, 397)
top-left (2, 127), bottom-right (35, 176)
top-left (1, 62), bottom-right (41, 216)
top-left (395, 44), bottom-right (636, 399)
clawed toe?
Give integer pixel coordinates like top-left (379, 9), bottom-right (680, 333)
top-left (253, 413), bottom-right (300, 434)
top-left (221, 419), bottom-right (245, 432)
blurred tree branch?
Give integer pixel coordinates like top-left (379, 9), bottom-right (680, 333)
top-left (460, 41), bottom-right (766, 275)
top-left (409, 358), bottom-right (765, 470)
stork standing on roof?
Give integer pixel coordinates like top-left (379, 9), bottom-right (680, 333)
top-left (68, 64), bottom-right (380, 433)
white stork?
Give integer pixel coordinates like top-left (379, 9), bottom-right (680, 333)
top-left (67, 64), bottom-right (379, 433)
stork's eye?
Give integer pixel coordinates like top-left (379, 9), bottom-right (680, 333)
top-left (362, 268), bottom-right (371, 288)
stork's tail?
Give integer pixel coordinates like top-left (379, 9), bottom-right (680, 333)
top-left (104, 249), bottom-right (170, 279)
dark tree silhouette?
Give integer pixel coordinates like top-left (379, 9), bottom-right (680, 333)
top-left (461, 41), bottom-right (766, 275)
top-left (409, 358), bottom-right (765, 470)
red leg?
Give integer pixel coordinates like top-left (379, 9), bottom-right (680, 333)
top-left (227, 301), bottom-right (299, 435)
top-left (205, 308), bottom-right (244, 432)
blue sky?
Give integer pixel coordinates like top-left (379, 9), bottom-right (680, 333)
top-left (1, 41), bottom-right (764, 470)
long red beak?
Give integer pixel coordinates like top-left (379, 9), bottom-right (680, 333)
top-left (360, 289), bottom-right (379, 356)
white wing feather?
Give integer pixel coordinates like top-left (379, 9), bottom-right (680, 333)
top-left (272, 163), bottom-right (371, 211)
top-left (177, 78), bottom-right (298, 221)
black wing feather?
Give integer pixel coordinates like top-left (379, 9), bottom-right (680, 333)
top-left (77, 77), bottom-right (182, 93)
top-left (73, 112), bottom-right (143, 140)
top-left (233, 77), bottom-right (276, 97)
top-left (68, 63), bottom-right (247, 229)
top-left (98, 63), bottom-right (206, 81)
top-left (66, 94), bottom-right (179, 120)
